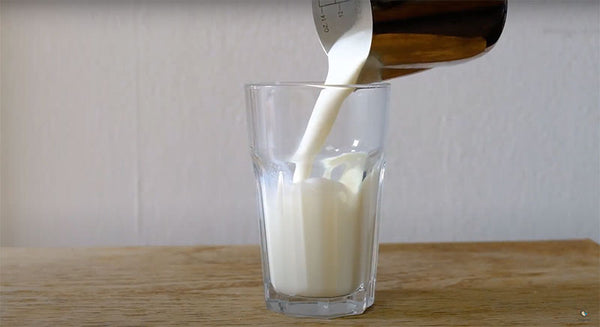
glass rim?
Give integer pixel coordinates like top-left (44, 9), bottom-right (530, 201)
top-left (245, 81), bottom-right (390, 90)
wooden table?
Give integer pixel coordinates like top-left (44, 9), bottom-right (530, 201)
top-left (1, 240), bottom-right (598, 326)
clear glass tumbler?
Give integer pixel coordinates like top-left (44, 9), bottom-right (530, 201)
top-left (245, 82), bottom-right (389, 318)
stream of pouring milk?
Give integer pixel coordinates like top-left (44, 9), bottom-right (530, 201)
top-left (292, 5), bottom-right (373, 182)
top-left (264, 0), bottom-right (378, 297)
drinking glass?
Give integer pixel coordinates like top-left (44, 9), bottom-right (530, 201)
top-left (245, 82), bottom-right (389, 318)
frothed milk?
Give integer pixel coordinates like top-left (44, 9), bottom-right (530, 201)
top-left (263, 0), bottom-right (378, 297)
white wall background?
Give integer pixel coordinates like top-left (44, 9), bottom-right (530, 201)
top-left (1, 0), bottom-right (598, 246)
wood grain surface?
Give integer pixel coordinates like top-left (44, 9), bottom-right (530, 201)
top-left (1, 240), bottom-right (598, 326)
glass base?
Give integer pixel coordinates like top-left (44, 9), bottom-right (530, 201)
top-left (264, 281), bottom-right (376, 318)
